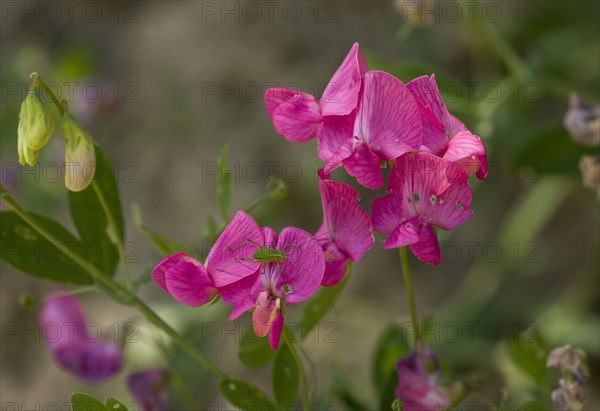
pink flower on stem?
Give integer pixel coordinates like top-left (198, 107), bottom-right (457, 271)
top-left (372, 153), bottom-right (472, 265)
top-left (127, 368), bottom-right (170, 411)
top-left (265, 43), bottom-right (367, 161)
top-left (324, 70), bottom-right (423, 189)
top-left (396, 342), bottom-right (453, 411)
top-left (152, 211), bottom-right (325, 350)
top-left (315, 170), bottom-right (374, 286)
top-left (407, 74), bottom-right (488, 179)
top-left (39, 294), bottom-right (123, 382)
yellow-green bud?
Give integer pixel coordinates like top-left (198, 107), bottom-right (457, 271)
top-left (17, 128), bottom-right (39, 166)
top-left (62, 112), bottom-right (96, 192)
top-left (18, 90), bottom-right (54, 153)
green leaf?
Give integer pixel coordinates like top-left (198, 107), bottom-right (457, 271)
top-left (0, 211), bottom-right (92, 285)
top-left (331, 374), bottom-right (371, 411)
top-left (71, 393), bottom-right (109, 411)
top-left (508, 327), bottom-right (549, 388)
top-left (218, 379), bottom-right (273, 411)
top-left (132, 203), bottom-right (194, 257)
top-left (104, 398), bottom-right (128, 411)
top-left (68, 146), bottom-right (123, 275)
top-left (272, 343), bottom-right (299, 408)
top-left (202, 213), bottom-right (219, 243)
top-left (238, 326), bottom-right (275, 369)
top-left (372, 324), bottom-right (410, 408)
top-left (300, 275), bottom-right (348, 338)
top-left (217, 144), bottom-right (233, 223)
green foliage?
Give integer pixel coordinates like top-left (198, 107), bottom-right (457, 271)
top-left (508, 328), bottom-right (549, 388)
top-left (0, 211), bottom-right (92, 285)
top-left (217, 144), bottom-right (233, 223)
top-left (104, 398), bottom-right (128, 411)
top-left (238, 326), bottom-right (275, 369)
top-left (300, 275), bottom-right (348, 338)
top-left (70, 393), bottom-right (108, 411)
top-left (272, 343), bottom-right (299, 408)
top-left (218, 379), bottom-right (273, 411)
top-left (372, 324), bottom-right (410, 410)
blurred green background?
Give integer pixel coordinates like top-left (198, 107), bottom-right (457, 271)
top-left (1, 1), bottom-right (598, 409)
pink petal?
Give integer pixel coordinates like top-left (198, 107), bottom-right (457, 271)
top-left (269, 309), bottom-right (285, 350)
top-left (264, 88), bottom-right (304, 116)
top-left (323, 137), bottom-right (354, 175)
top-left (371, 193), bottom-right (403, 235)
top-left (443, 131), bottom-right (488, 179)
top-left (318, 177), bottom-right (374, 262)
top-left (252, 291), bottom-right (278, 338)
top-left (409, 223), bottom-right (442, 265)
top-left (54, 341), bottom-right (123, 382)
top-left (320, 43), bottom-right (367, 116)
top-left (384, 216), bottom-right (421, 249)
top-left (354, 71), bottom-right (422, 160)
top-left (322, 252), bottom-right (350, 287)
top-left (164, 260), bottom-right (217, 307)
top-left (275, 227), bottom-right (325, 304)
top-left (317, 113), bottom-right (356, 164)
top-left (152, 252), bottom-right (197, 293)
top-left (218, 271), bottom-right (261, 318)
top-left (272, 93), bottom-right (321, 143)
top-left (206, 211), bottom-right (263, 288)
top-left (342, 142), bottom-right (384, 189)
top-left (40, 294), bottom-right (86, 349)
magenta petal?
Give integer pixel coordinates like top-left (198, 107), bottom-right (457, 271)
top-left (207, 211), bottom-right (263, 288)
top-left (264, 88), bottom-right (304, 116)
top-left (318, 177), bottom-right (374, 262)
top-left (322, 253), bottom-right (350, 287)
top-left (320, 43), bottom-right (366, 116)
top-left (372, 193), bottom-right (404, 235)
top-left (272, 93), bottom-right (321, 143)
top-left (218, 271), bottom-right (262, 320)
top-left (410, 223), bottom-right (442, 265)
top-left (253, 291), bottom-right (277, 338)
top-left (54, 341), bottom-right (123, 382)
top-left (40, 294), bottom-right (86, 349)
top-left (127, 368), bottom-right (170, 411)
top-left (164, 261), bottom-right (216, 307)
top-left (384, 216), bottom-right (421, 249)
top-left (342, 143), bottom-right (384, 189)
top-left (276, 227), bottom-right (325, 304)
top-left (443, 131), bottom-right (488, 179)
top-left (152, 252), bottom-right (198, 293)
top-left (355, 71), bottom-right (422, 160)
top-left (317, 114), bottom-right (356, 164)
top-left (269, 309), bottom-right (285, 350)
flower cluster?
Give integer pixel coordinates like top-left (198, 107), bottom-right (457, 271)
top-left (547, 345), bottom-right (589, 411)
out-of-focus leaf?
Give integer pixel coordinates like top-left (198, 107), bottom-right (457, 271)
top-left (331, 374), bottom-right (371, 411)
top-left (202, 213), bottom-right (219, 244)
top-left (132, 203), bottom-right (194, 257)
top-left (218, 379), bottom-right (272, 411)
top-left (238, 327), bottom-right (274, 369)
top-left (300, 275), bottom-right (348, 338)
top-left (372, 324), bottom-right (410, 408)
top-left (71, 393), bottom-right (108, 411)
top-left (272, 343), bottom-right (299, 408)
top-left (104, 398), bottom-right (127, 411)
top-left (68, 146), bottom-right (123, 275)
top-left (0, 211), bottom-right (92, 285)
top-left (217, 144), bottom-right (233, 223)
top-left (508, 327), bottom-right (549, 388)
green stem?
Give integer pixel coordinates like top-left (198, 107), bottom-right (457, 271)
top-left (284, 333), bottom-right (310, 411)
top-left (1, 191), bottom-right (228, 380)
top-left (400, 247), bottom-right (420, 343)
top-left (91, 180), bottom-right (131, 287)
top-left (31, 73), bottom-right (65, 116)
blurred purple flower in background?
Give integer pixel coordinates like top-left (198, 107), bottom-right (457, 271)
top-left (127, 368), bottom-right (170, 411)
top-left (39, 293), bottom-right (123, 382)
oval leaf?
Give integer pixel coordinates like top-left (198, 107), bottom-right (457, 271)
top-left (372, 324), bottom-right (410, 407)
top-left (300, 275), bottom-right (348, 338)
top-left (272, 343), bottom-right (299, 408)
top-left (104, 397), bottom-right (128, 411)
top-left (219, 379), bottom-right (272, 411)
top-left (238, 326), bottom-right (275, 369)
top-left (71, 393), bottom-right (108, 411)
top-left (0, 211), bottom-right (92, 285)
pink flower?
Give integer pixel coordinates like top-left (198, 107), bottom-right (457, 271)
top-left (396, 342), bottom-right (453, 411)
top-left (265, 43), bottom-right (367, 162)
top-left (372, 153), bottom-right (472, 265)
top-left (127, 368), bottom-right (170, 411)
top-left (315, 170), bottom-right (374, 286)
top-left (152, 211), bottom-right (325, 350)
top-left (39, 294), bottom-right (123, 382)
top-left (407, 74), bottom-right (488, 179)
top-left (324, 70), bottom-right (423, 189)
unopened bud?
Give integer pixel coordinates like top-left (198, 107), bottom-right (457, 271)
top-left (564, 93), bottom-right (600, 147)
top-left (267, 177), bottom-right (289, 201)
top-left (17, 90), bottom-right (55, 166)
top-left (62, 112), bottom-right (96, 192)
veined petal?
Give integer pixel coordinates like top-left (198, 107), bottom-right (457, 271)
top-left (276, 227), bottom-right (325, 304)
top-left (152, 253), bottom-right (200, 293)
top-left (342, 143), bottom-right (384, 189)
top-left (272, 94), bottom-right (321, 143)
top-left (252, 291), bottom-right (279, 337)
top-left (320, 42), bottom-right (367, 116)
top-left (264, 88), bottom-right (306, 116)
top-left (207, 211), bottom-right (263, 288)
top-left (384, 216), bottom-right (421, 249)
top-left (269, 309), bottom-right (285, 350)
top-left (317, 113), bottom-right (356, 164)
top-left (410, 223), bottom-right (442, 265)
top-left (443, 131), bottom-right (488, 179)
top-left (355, 71), bottom-right (422, 160)
top-left (218, 271), bottom-right (261, 319)
top-left (322, 251), bottom-right (350, 287)
top-left (164, 260), bottom-right (217, 307)
top-left (318, 176), bottom-right (374, 262)
top-left (372, 193), bottom-right (404, 235)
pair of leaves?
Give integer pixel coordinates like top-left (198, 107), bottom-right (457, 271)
top-left (71, 393), bottom-right (127, 411)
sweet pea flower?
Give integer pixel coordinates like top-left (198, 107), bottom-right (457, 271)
top-left (407, 74), bottom-right (488, 179)
top-left (127, 368), bottom-right (170, 411)
top-left (265, 43), bottom-right (367, 161)
top-left (315, 170), bottom-right (374, 286)
top-left (39, 294), bottom-right (123, 382)
top-left (152, 211), bottom-right (263, 307)
top-left (396, 342), bottom-right (458, 411)
top-left (324, 70), bottom-right (423, 189)
top-left (372, 153), bottom-right (472, 265)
